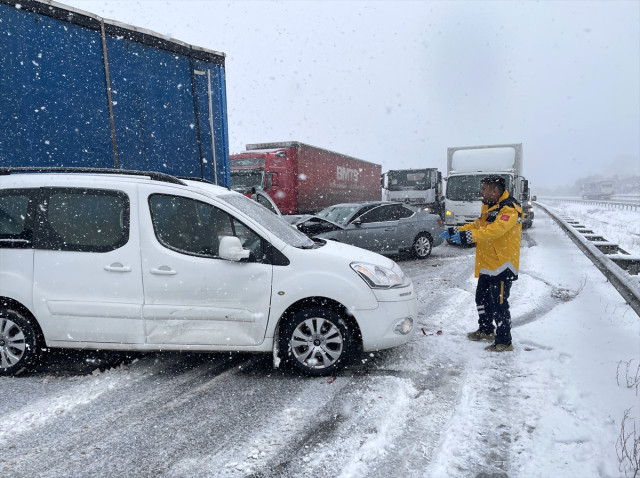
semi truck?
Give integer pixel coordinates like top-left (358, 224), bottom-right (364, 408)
top-left (229, 142), bottom-right (382, 215)
top-left (581, 180), bottom-right (614, 200)
top-left (381, 168), bottom-right (444, 217)
top-left (0, 0), bottom-right (230, 186)
top-left (444, 143), bottom-right (534, 228)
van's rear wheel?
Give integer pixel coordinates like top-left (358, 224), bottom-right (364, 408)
top-left (412, 233), bottom-right (433, 259)
top-left (0, 309), bottom-right (40, 376)
top-left (280, 308), bottom-right (354, 376)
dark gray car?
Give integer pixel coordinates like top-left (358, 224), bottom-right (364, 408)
top-left (292, 201), bottom-right (445, 259)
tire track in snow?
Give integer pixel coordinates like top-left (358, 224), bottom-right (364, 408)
top-left (250, 374), bottom-right (421, 478)
top-left (0, 364), bottom-right (149, 447)
top-left (166, 369), bottom-right (356, 477)
top-left (0, 353), bottom-right (255, 477)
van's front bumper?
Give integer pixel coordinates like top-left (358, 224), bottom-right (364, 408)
top-left (356, 285), bottom-right (419, 351)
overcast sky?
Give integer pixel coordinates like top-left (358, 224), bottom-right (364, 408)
top-left (62, 0), bottom-right (640, 190)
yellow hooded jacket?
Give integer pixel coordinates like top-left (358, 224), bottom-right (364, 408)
top-left (458, 190), bottom-right (524, 280)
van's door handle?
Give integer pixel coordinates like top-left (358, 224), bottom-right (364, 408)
top-left (150, 266), bottom-right (178, 275)
top-left (104, 262), bottom-right (132, 272)
top-left (384, 227), bottom-right (396, 231)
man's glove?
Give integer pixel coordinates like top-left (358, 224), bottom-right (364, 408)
top-left (451, 230), bottom-right (474, 245)
top-left (439, 227), bottom-right (458, 240)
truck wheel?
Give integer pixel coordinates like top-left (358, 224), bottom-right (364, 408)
top-left (280, 307), bottom-right (354, 377)
top-left (0, 309), bottom-right (40, 376)
top-left (412, 233), bottom-right (433, 259)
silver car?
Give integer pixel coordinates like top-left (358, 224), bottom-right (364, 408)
top-left (292, 201), bottom-right (445, 259)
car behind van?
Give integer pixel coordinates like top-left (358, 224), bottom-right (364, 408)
top-left (0, 168), bottom-right (417, 376)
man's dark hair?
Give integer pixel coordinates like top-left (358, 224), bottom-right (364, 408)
top-left (482, 175), bottom-right (506, 192)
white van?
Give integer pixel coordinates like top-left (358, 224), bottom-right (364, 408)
top-left (0, 169), bottom-right (417, 376)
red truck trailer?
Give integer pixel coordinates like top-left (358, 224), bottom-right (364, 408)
top-left (230, 142), bottom-right (382, 214)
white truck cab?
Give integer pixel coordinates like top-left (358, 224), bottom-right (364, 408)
top-left (444, 144), bottom-right (533, 228)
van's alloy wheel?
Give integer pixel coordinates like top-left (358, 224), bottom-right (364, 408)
top-left (0, 310), bottom-right (39, 376)
top-left (412, 233), bottom-right (433, 259)
top-left (280, 308), bottom-right (354, 376)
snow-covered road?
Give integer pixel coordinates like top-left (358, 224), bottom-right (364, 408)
top-left (1, 204), bottom-right (638, 478)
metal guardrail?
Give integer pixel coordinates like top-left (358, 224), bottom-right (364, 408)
top-left (535, 202), bottom-right (640, 317)
top-left (536, 196), bottom-right (640, 211)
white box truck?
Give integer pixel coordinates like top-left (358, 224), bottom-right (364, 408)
top-left (381, 168), bottom-right (444, 217)
top-left (444, 143), bottom-right (534, 228)
top-left (581, 180), bottom-right (614, 200)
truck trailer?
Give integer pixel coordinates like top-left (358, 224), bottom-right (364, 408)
top-left (581, 180), bottom-right (614, 200)
top-left (381, 168), bottom-right (444, 217)
top-left (229, 142), bottom-right (382, 215)
top-left (0, 0), bottom-right (230, 186)
top-left (444, 143), bottom-right (534, 228)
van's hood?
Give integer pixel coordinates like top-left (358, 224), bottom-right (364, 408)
top-left (299, 238), bottom-right (397, 269)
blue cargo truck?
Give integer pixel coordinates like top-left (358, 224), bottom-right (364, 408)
top-left (0, 0), bottom-right (230, 186)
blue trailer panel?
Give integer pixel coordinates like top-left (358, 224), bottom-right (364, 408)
top-left (0, 2), bottom-right (113, 167)
top-left (0, 0), bottom-right (230, 186)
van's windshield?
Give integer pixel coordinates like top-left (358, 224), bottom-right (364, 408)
top-left (220, 193), bottom-right (315, 249)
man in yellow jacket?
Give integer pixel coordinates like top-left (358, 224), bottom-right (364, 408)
top-left (440, 175), bottom-right (524, 352)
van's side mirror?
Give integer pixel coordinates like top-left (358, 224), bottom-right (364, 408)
top-left (219, 236), bottom-right (250, 261)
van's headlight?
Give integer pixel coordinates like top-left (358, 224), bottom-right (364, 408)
top-left (350, 262), bottom-right (408, 289)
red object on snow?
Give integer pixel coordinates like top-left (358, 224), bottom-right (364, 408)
top-left (422, 329), bottom-right (443, 336)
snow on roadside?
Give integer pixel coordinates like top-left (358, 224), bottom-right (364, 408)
top-left (541, 200), bottom-right (640, 255)
top-left (425, 209), bottom-right (640, 477)
top-left (509, 212), bottom-right (639, 477)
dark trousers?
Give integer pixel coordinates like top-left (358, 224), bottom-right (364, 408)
top-left (475, 275), bottom-right (513, 345)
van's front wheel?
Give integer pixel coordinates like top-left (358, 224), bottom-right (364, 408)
top-left (280, 308), bottom-right (354, 376)
top-left (0, 309), bottom-right (40, 376)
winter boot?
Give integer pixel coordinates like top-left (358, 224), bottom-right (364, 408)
top-left (467, 330), bottom-right (495, 342)
top-left (485, 343), bottom-right (514, 352)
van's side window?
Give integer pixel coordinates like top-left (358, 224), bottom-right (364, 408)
top-left (35, 188), bottom-right (129, 252)
top-left (149, 194), bottom-right (263, 261)
top-left (0, 190), bottom-right (35, 249)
